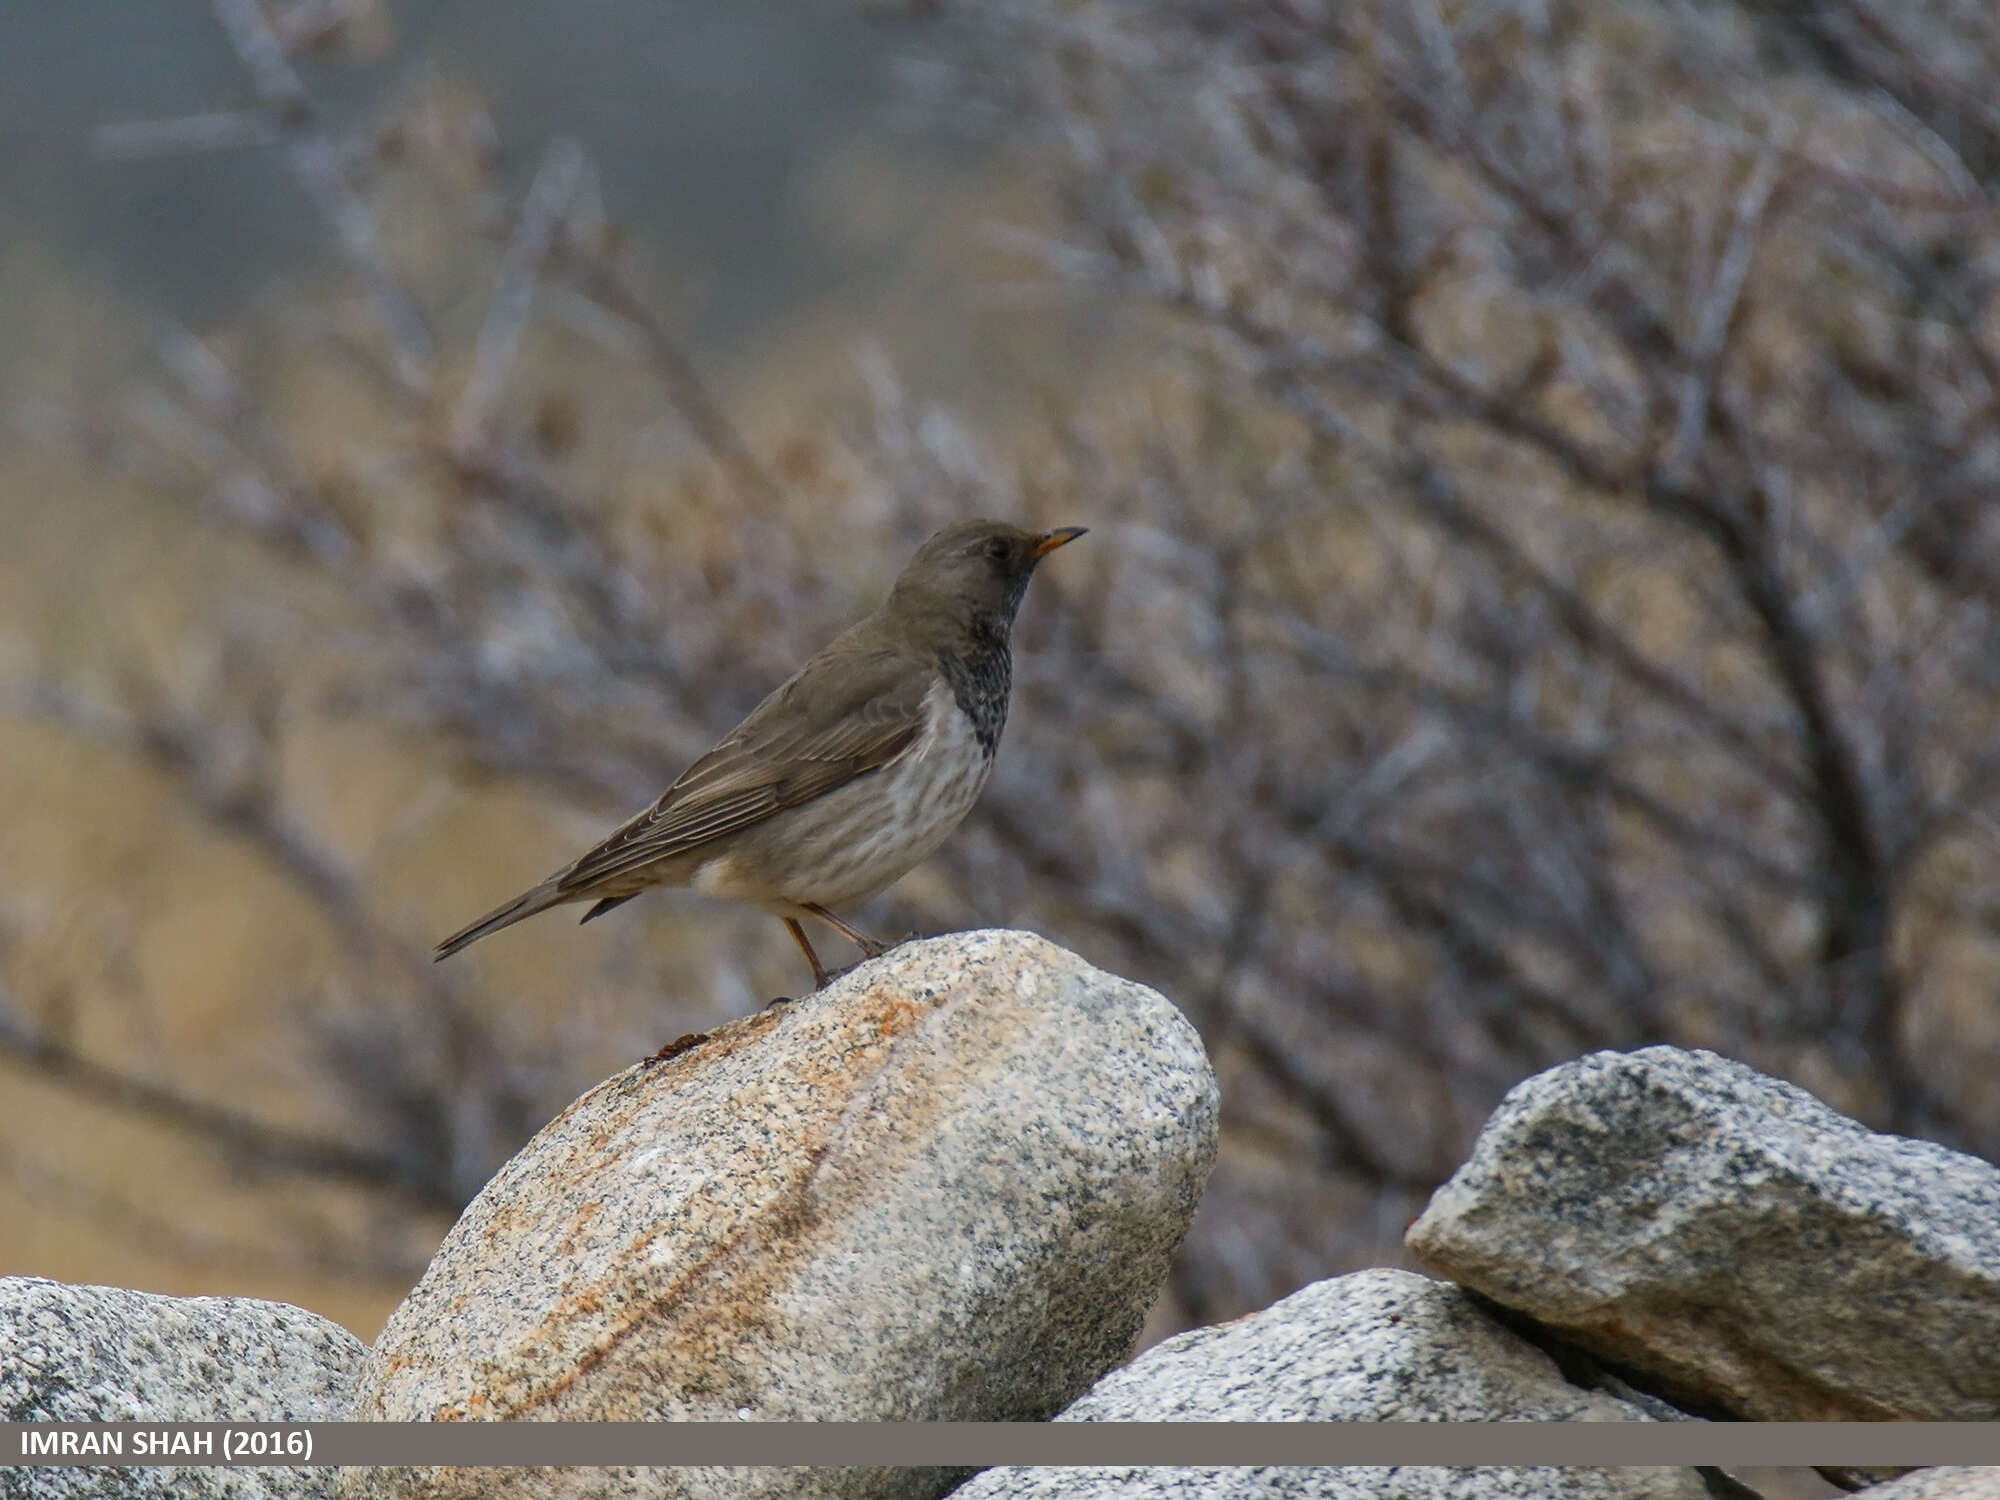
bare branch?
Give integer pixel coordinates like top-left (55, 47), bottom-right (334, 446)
top-left (208, 0), bottom-right (435, 389)
top-left (1663, 126), bottom-right (1790, 486)
top-left (0, 998), bottom-right (459, 1213)
top-left (91, 110), bottom-right (282, 160)
top-left (450, 138), bottom-right (589, 465)
top-left (564, 251), bottom-right (785, 512)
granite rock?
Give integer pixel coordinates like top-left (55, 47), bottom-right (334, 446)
top-left (955, 1269), bottom-right (1709, 1500)
top-left (1406, 1046), bottom-right (2000, 1421)
top-left (2, 1274), bottom-right (364, 1500)
top-left (1851, 1472), bottom-right (2000, 1500)
top-left (344, 930), bottom-right (1218, 1500)
top-left (948, 1472), bottom-right (1706, 1500)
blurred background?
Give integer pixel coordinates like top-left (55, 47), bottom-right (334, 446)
top-left (2, 0), bottom-right (1998, 1390)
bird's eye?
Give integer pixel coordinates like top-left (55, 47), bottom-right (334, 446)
top-left (984, 537), bottom-right (1010, 561)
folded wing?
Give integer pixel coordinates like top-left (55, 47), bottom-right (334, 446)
top-left (550, 645), bottom-right (929, 898)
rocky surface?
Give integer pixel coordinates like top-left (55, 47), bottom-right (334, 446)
top-left (2, 1274), bottom-right (364, 1500)
top-left (14, 985), bottom-right (1998, 1500)
top-left (1054, 1268), bottom-right (1685, 1424)
top-left (344, 930), bottom-right (1218, 1500)
top-left (954, 1268), bottom-right (1710, 1500)
top-left (1406, 1046), bottom-right (2000, 1422)
top-left (951, 1471), bottom-right (1709, 1500)
top-left (1852, 1472), bottom-right (2000, 1500)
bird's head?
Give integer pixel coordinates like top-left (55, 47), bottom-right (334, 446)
top-left (888, 519), bottom-right (1087, 633)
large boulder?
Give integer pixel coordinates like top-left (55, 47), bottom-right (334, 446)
top-left (346, 930), bottom-right (1218, 1500)
top-left (1406, 1046), bottom-right (2000, 1421)
top-left (953, 1269), bottom-right (1711, 1500)
top-left (2, 1275), bottom-right (364, 1500)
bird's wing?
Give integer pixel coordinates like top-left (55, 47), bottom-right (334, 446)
top-left (551, 644), bottom-right (930, 897)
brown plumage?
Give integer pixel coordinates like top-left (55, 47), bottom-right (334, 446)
top-left (433, 519), bottom-right (1086, 987)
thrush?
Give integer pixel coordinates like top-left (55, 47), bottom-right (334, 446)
top-left (433, 518), bottom-right (1086, 988)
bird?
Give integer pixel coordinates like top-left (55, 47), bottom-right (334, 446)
top-left (433, 518), bottom-right (1087, 988)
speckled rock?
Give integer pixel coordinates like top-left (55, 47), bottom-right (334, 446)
top-left (953, 1269), bottom-right (1709, 1500)
top-left (344, 930), bottom-right (1218, 1500)
top-left (1053, 1269), bottom-right (1688, 1424)
top-left (1852, 1471), bottom-right (2000, 1500)
top-left (1406, 1046), bottom-right (2000, 1422)
top-left (1, 1275), bottom-right (364, 1500)
top-left (951, 1470), bottom-right (1702, 1500)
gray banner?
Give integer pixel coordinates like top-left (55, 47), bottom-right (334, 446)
top-left (3, 1422), bottom-right (1997, 1467)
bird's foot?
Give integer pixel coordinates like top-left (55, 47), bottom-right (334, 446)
top-left (802, 903), bottom-right (895, 961)
top-left (841, 932), bottom-right (922, 970)
top-left (764, 994), bottom-right (796, 1010)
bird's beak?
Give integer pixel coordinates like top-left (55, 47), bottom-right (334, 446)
top-left (1034, 526), bottom-right (1088, 558)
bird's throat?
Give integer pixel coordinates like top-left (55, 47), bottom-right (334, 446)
top-left (935, 637), bottom-right (1011, 755)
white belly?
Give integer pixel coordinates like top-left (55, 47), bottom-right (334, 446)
top-left (694, 679), bottom-right (994, 914)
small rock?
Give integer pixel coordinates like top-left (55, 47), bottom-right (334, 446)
top-left (1, 1275), bottom-right (365, 1500)
top-left (1851, 1472), bottom-right (2000, 1500)
top-left (952, 1474), bottom-right (1702, 1500)
top-left (1406, 1046), bottom-right (2000, 1421)
top-left (955, 1269), bottom-right (1712, 1500)
top-left (1055, 1268), bottom-right (1682, 1423)
top-left (346, 931), bottom-right (1218, 1500)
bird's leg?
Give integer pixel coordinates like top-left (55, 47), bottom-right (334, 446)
top-left (803, 903), bottom-right (890, 959)
top-left (783, 917), bottom-right (833, 991)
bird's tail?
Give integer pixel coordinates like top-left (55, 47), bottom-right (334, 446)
top-left (433, 881), bottom-right (568, 961)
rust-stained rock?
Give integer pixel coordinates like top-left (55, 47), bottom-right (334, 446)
top-left (342, 929), bottom-right (1218, 1500)
top-left (1406, 1047), bottom-right (2000, 1423)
